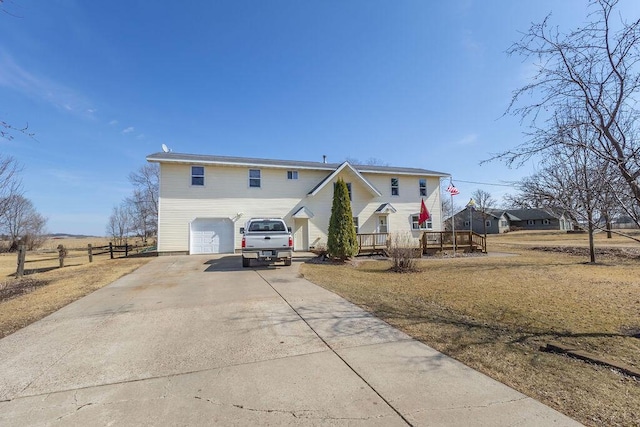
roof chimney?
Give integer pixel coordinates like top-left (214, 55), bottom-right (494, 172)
top-left (322, 155), bottom-right (327, 164)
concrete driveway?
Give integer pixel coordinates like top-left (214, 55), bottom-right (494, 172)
top-left (0, 255), bottom-right (581, 426)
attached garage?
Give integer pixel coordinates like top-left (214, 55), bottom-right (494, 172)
top-left (189, 218), bottom-right (235, 254)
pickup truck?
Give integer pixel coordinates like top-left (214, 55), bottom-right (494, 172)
top-left (240, 218), bottom-right (293, 267)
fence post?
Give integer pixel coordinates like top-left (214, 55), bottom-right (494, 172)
top-left (16, 245), bottom-right (25, 278)
top-left (109, 242), bottom-right (113, 259)
top-left (88, 244), bottom-right (93, 262)
top-left (125, 244), bottom-right (129, 257)
top-left (57, 244), bottom-right (66, 268)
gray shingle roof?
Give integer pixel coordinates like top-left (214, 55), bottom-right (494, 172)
top-left (146, 152), bottom-right (449, 177)
top-left (505, 208), bottom-right (559, 221)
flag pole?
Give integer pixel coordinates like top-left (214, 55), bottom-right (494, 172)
top-left (451, 187), bottom-right (456, 256)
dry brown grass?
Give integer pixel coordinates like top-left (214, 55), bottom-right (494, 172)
top-left (0, 236), bottom-right (154, 338)
top-left (300, 230), bottom-right (640, 427)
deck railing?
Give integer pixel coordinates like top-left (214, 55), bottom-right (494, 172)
top-left (421, 231), bottom-right (486, 253)
top-left (356, 233), bottom-right (390, 254)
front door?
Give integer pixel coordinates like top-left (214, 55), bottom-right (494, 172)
top-left (294, 218), bottom-right (309, 251)
top-left (378, 216), bottom-right (388, 233)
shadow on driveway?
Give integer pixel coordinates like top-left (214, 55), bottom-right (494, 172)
top-left (203, 255), bottom-right (312, 272)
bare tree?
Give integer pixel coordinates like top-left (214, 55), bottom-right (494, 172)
top-left (509, 136), bottom-right (636, 262)
top-left (491, 0), bottom-right (640, 217)
top-left (126, 164), bottom-right (159, 242)
top-left (344, 157), bottom-right (390, 167)
top-left (0, 194), bottom-right (48, 251)
top-left (0, 155), bottom-right (21, 215)
top-left (471, 189), bottom-right (496, 239)
top-left (106, 204), bottom-right (132, 246)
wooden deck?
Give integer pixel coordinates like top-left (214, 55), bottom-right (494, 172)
top-left (356, 233), bottom-right (390, 256)
top-left (421, 231), bottom-right (486, 254)
top-left (356, 231), bottom-right (487, 257)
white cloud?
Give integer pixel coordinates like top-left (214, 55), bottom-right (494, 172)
top-left (454, 134), bottom-right (478, 146)
top-left (109, 119), bottom-right (118, 125)
top-left (0, 49), bottom-right (92, 114)
top-left (122, 126), bottom-right (135, 134)
top-left (461, 30), bottom-right (484, 55)
top-left (87, 108), bottom-right (96, 113)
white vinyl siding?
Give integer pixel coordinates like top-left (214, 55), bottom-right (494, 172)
top-left (156, 163), bottom-right (444, 253)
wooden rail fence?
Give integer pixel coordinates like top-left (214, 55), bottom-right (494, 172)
top-left (16, 242), bottom-right (154, 277)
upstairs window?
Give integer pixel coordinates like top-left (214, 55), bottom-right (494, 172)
top-left (391, 178), bottom-right (399, 196)
top-left (249, 169), bottom-right (261, 188)
top-left (334, 182), bottom-right (352, 200)
top-left (191, 166), bottom-right (204, 186)
top-left (419, 178), bottom-right (427, 196)
top-left (287, 170), bottom-right (298, 180)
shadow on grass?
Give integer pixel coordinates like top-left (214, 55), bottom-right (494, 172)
top-left (362, 299), bottom-right (631, 354)
top-left (0, 277), bottom-right (50, 302)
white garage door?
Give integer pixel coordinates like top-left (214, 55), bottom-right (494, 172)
top-left (190, 218), bottom-right (235, 254)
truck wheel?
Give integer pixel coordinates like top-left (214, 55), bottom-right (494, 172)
top-left (242, 257), bottom-right (250, 268)
top-left (284, 258), bottom-right (292, 266)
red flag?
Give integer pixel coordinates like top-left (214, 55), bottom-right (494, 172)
top-left (419, 199), bottom-right (430, 224)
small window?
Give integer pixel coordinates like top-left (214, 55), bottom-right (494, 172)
top-left (287, 170), bottom-right (298, 180)
top-left (419, 178), bottom-right (427, 197)
top-left (527, 219), bottom-right (535, 225)
top-left (334, 182), bottom-right (352, 200)
top-left (485, 220), bottom-right (492, 227)
top-left (501, 220), bottom-right (508, 227)
top-left (249, 169), bottom-right (261, 188)
top-left (391, 178), bottom-right (399, 196)
top-left (542, 219), bottom-right (550, 225)
top-left (191, 166), bottom-right (204, 186)
top-left (464, 221), bottom-right (470, 227)
top-left (353, 217), bottom-right (359, 234)
top-left (412, 215), bottom-right (432, 230)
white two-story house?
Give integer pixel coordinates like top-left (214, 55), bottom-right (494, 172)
top-left (146, 152), bottom-right (449, 255)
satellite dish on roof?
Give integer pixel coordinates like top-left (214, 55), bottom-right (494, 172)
top-left (161, 143), bottom-right (170, 153)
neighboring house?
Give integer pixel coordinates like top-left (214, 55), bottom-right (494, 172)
top-left (447, 208), bottom-right (574, 234)
top-left (146, 152), bottom-right (449, 255)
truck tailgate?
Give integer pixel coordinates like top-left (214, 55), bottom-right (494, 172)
top-left (244, 233), bottom-right (290, 249)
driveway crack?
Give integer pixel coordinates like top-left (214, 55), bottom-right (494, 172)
top-left (256, 270), bottom-right (413, 426)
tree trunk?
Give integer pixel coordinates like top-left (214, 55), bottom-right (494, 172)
top-left (587, 208), bottom-right (596, 263)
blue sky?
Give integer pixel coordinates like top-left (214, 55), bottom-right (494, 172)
top-left (1, 0), bottom-right (638, 235)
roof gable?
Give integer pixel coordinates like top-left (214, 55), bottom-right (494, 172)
top-left (307, 162), bottom-right (382, 197)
